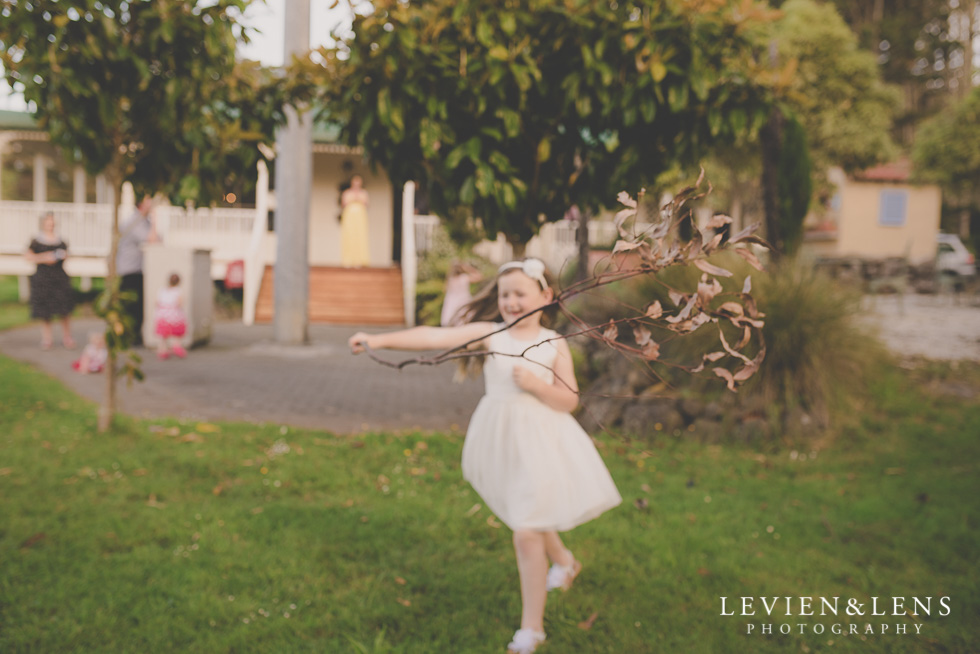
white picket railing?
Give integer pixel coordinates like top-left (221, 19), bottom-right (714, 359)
top-left (0, 200), bottom-right (260, 280)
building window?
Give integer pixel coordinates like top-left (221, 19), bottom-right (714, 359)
top-left (879, 189), bottom-right (908, 227)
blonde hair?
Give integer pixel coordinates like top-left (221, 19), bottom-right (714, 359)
top-left (454, 259), bottom-right (558, 380)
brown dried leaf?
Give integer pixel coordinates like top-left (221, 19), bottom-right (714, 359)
top-left (613, 239), bottom-right (643, 254)
top-left (668, 290), bottom-right (686, 306)
top-left (645, 300), bottom-right (663, 319)
top-left (733, 345), bottom-right (766, 382)
top-left (396, 597), bottom-right (412, 607)
top-left (633, 326), bottom-right (652, 346)
top-left (706, 213), bottom-right (733, 229)
top-left (578, 611), bottom-right (600, 631)
top-left (705, 232), bottom-right (724, 252)
top-left (718, 327), bottom-right (753, 364)
top-left (687, 228), bottom-right (703, 259)
top-left (742, 275), bottom-right (752, 294)
top-left (617, 191), bottom-right (637, 208)
top-left (666, 294), bottom-right (698, 323)
top-left (697, 275), bottom-right (723, 307)
top-left (642, 341), bottom-right (661, 360)
top-left (602, 321), bottom-right (619, 342)
top-left (735, 326), bottom-right (752, 349)
top-left (717, 302), bottom-right (745, 317)
top-left (614, 207), bottom-right (635, 235)
top-left (713, 367), bottom-right (737, 392)
top-left (669, 312), bottom-right (712, 333)
top-left (693, 259), bottom-right (734, 278)
top-left (734, 246), bottom-right (766, 272)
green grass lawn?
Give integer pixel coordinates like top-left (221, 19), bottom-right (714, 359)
top-left (0, 275), bottom-right (30, 330)
top-left (1, 355), bottom-right (978, 653)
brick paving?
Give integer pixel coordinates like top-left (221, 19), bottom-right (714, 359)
top-left (0, 318), bottom-right (484, 434)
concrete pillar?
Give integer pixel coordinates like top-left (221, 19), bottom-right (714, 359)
top-left (73, 165), bottom-right (86, 204)
top-left (272, 0), bottom-right (312, 345)
top-left (33, 152), bottom-right (47, 204)
top-left (401, 181), bottom-right (416, 327)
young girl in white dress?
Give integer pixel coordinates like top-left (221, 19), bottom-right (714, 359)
top-left (349, 258), bottom-right (621, 654)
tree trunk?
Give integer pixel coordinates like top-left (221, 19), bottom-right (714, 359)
top-left (576, 207), bottom-right (590, 282)
top-left (960, 208), bottom-right (971, 239)
top-left (760, 107), bottom-right (784, 259)
top-left (98, 170), bottom-right (122, 433)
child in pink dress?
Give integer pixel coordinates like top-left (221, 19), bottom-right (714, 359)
top-left (155, 273), bottom-right (187, 360)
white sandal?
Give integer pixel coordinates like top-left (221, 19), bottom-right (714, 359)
top-left (546, 555), bottom-right (582, 592)
top-left (507, 628), bottom-right (546, 653)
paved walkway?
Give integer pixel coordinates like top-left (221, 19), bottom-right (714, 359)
top-left (3, 292), bottom-right (977, 435)
top-left (0, 318), bottom-right (484, 434)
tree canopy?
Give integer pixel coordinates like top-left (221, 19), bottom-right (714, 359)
top-left (0, 0), bottom-right (296, 206)
top-left (314, 0), bottom-right (780, 245)
top-left (771, 0), bottom-right (898, 178)
top-left (913, 86), bottom-right (980, 207)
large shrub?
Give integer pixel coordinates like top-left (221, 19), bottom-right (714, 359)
top-left (571, 253), bottom-right (889, 440)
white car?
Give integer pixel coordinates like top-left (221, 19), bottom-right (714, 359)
top-left (937, 233), bottom-right (976, 277)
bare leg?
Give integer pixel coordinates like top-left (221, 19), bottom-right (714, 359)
top-left (513, 529), bottom-right (549, 632)
top-left (543, 531), bottom-right (574, 566)
top-left (40, 320), bottom-right (53, 348)
top-left (60, 316), bottom-right (75, 348)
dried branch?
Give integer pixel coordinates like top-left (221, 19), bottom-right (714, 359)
top-left (364, 172), bottom-right (769, 392)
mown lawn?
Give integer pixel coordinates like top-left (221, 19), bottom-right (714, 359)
top-left (0, 354), bottom-right (977, 653)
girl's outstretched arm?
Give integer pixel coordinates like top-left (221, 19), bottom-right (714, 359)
top-left (349, 321), bottom-right (496, 354)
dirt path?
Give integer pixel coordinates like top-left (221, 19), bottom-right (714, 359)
top-left (861, 292), bottom-right (980, 362)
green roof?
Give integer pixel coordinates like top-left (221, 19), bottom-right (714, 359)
top-left (0, 107), bottom-right (344, 144)
top-left (0, 108), bottom-right (39, 130)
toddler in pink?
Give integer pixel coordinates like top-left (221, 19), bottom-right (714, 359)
top-left (155, 273), bottom-right (187, 360)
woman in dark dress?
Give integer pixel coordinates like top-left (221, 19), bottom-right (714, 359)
top-left (25, 212), bottom-right (76, 350)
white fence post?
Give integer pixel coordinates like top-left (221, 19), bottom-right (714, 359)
top-left (401, 181), bottom-right (417, 327)
top-left (243, 159), bottom-right (270, 326)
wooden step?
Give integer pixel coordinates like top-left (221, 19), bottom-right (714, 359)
top-left (255, 265), bottom-right (405, 325)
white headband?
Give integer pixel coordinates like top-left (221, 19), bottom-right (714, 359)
top-left (497, 258), bottom-right (548, 289)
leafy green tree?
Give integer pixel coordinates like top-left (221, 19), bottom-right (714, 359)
top-left (776, 113), bottom-right (812, 254)
top-left (0, 0), bottom-right (294, 431)
top-left (827, 0), bottom-right (958, 143)
top-left (913, 86), bottom-right (980, 241)
top-left (706, 0), bottom-right (896, 250)
top-left (773, 0), bottom-right (898, 179)
top-left (314, 0), bottom-right (778, 249)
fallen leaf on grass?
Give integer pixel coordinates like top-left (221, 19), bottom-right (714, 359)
top-left (633, 498), bottom-right (649, 510)
top-left (885, 467), bottom-right (905, 476)
top-left (251, 507), bottom-right (264, 515)
top-left (486, 516), bottom-right (502, 529)
top-left (465, 503), bottom-right (482, 517)
top-left (697, 568), bottom-right (710, 577)
top-left (0, 467), bottom-right (12, 476)
top-left (396, 598), bottom-right (411, 607)
top-left (196, 423), bottom-right (221, 433)
top-left (395, 577), bottom-right (407, 586)
top-left (146, 494), bottom-right (165, 508)
top-left (180, 432), bottom-right (203, 443)
top-left (20, 533), bottom-right (46, 550)
top-left (578, 612), bottom-right (599, 630)
top-left (132, 469), bottom-right (148, 477)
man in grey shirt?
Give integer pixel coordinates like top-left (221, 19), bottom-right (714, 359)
top-left (117, 194), bottom-right (159, 346)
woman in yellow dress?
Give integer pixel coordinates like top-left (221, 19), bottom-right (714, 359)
top-left (340, 175), bottom-right (371, 267)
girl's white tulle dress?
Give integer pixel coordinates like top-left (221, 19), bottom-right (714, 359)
top-left (461, 326), bottom-right (622, 532)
